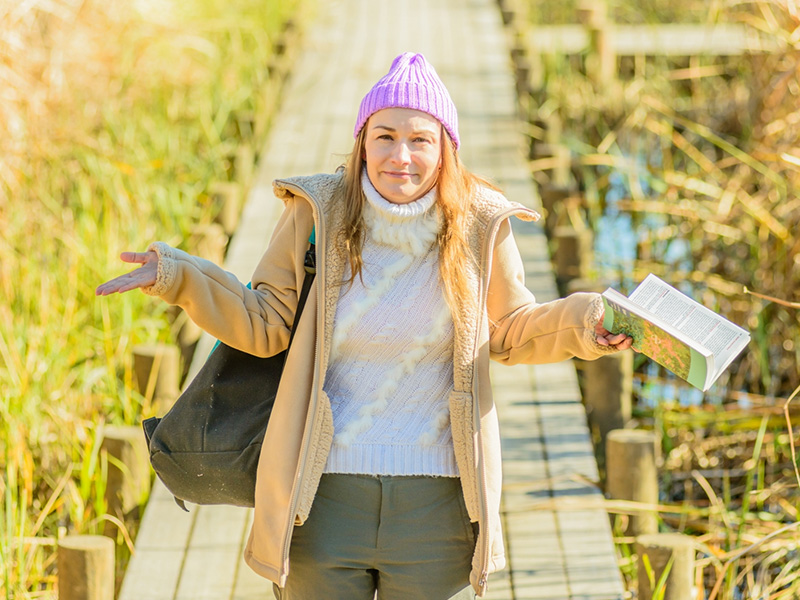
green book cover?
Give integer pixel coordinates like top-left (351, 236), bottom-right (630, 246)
top-left (602, 293), bottom-right (709, 390)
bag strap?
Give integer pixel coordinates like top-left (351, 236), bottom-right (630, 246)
top-left (286, 243), bottom-right (316, 350)
top-left (208, 241), bottom-right (316, 357)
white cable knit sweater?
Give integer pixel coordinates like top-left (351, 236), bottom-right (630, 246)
top-left (322, 173), bottom-right (458, 477)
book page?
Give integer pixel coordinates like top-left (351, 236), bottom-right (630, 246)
top-left (629, 274), bottom-right (749, 377)
top-left (602, 290), bottom-right (709, 389)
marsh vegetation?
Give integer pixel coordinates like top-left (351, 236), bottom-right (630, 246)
top-left (514, 0), bottom-right (800, 596)
top-left (0, 0), bottom-right (308, 595)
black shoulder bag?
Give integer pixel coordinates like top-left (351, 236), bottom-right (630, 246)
top-left (142, 244), bottom-right (316, 510)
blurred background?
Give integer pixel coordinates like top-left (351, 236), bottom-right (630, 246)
top-left (1, 0), bottom-right (798, 597)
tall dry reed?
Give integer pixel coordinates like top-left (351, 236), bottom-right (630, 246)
top-left (522, 0), bottom-right (799, 596)
top-left (0, 0), bottom-right (307, 596)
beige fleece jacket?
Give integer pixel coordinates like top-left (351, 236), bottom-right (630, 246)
top-left (143, 171), bottom-right (613, 596)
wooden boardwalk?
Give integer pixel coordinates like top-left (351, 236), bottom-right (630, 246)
top-left (119, 0), bottom-right (624, 598)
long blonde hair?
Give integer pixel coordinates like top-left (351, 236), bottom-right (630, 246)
top-left (339, 125), bottom-right (498, 324)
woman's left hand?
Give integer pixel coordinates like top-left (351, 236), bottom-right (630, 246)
top-left (595, 324), bottom-right (634, 350)
top-left (594, 310), bottom-right (634, 351)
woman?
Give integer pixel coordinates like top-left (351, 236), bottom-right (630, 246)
top-left (97, 52), bottom-right (632, 599)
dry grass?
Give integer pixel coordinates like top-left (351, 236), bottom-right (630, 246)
top-left (0, 0), bottom-right (306, 596)
top-left (520, 0), bottom-right (800, 597)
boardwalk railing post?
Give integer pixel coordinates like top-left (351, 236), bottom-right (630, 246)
top-left (606, 429), bottom-right (659, 536)
top-left (544, 114), bottom-right (571, 188)
top-left (553, 225), bottom-right (593, 289)
top-left (577, 0), bottom-right (615, 86)
top-left (581, 351), bottom-right (633, 458)
top-left (132, 343), bottom-right (180, 412)
top-left (57, 535), bottom-right (115, 600)
top-left (209, 181), bottom-right (243, 236)
top-left (636, 533), bottom-right (695, 600)
top-left (234, 144), bottom-right (255, 188)
top-left (539, 184), bottom-right (576, 235)
top-left (170, 305), bottom-right (203, 379)
top-left (189, 223), bottom-right (229, 266)
top-left (101, 425), bottom-right (151, 528)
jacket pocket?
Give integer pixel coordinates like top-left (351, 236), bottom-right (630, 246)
top-left (448, 389), bottom-right (480, 521)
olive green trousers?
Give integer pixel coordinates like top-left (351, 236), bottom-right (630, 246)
top-left (273, 473), bottom-right (477, 600)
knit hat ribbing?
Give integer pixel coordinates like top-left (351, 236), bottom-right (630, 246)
top-left (354, 52), bottom-right (460, 149)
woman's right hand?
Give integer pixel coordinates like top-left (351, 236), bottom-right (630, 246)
top-left (96, 251), bottom-right (158, 296)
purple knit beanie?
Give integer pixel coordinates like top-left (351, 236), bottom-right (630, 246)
top-left (354, 52), bottom-right (460, 149)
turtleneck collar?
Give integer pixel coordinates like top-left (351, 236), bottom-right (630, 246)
top-left (361, 170), bottom-right (441, 256)
top-left (362, 170), bottom-right (438, 218)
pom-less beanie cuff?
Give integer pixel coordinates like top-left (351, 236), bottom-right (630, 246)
top-left (354, 52), bottom-right (460, 149)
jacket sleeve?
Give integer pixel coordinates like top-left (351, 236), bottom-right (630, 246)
top-left (141, 196), bottom-right (313, 358)
top-left (486, 219), bottom-right (614, 365)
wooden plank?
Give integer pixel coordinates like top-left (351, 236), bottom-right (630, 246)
top-left (477, 2), bottom-right (624, 589)
top-left (557, 509), bottom-right (624, 599)
top-left (495, 362), bottom-right (572, 600)
top-left (506, 512), bottom-right (570, 600)
top-left (533, 361), bottom-right (601, 487)
top-left (173, 505), bottom-right (251, 600)
top-left (118, 2), bottom-right (629, 599)
top-left (231, 511), bottom-right (277, 600)
top-left (612, 24), bottom-right (777, 56)
top-left (484, 574), bottom-right (514, 600)
top-left (527, 24), bottom-right (777, 56)
top-left (531, 361), bottom-right (626, 599)
top-left (118, 480), bottom-right (195, 600)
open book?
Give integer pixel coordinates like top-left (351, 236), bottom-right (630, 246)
top-left (602, 274), bottom-right (751, 391)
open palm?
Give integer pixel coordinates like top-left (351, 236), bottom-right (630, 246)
top-left (96, 251), bottom-right (158, 295)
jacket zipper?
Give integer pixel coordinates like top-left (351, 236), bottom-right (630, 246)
top-left (273, 180), bottom-right (327, 583)
top-left (473, 205), bottom-right (539, 596)
top-left (271, 186), bottom-right (537, 591)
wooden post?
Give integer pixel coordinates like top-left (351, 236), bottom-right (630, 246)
top-left (274, 19), bottom-right (297, 60)
top-left (553, 225), bottom-right (593, 286)
top-left (514, 55), bottom-right (531, 99)
top-left (234, 144), bottom-right (255, 187)
top-left (284, 20), bottom-right (300, 63)
top-left (132, 343), bottom-right (180, 411)
top-left (171, 306), bottom-right (203, 381)
top-left (267, 53), bottom-right (287, 83)
top-left (500, 4), bottom-right (514, 25)
top-left (510, 28), bottom-right (531, 103)
top-left (636, 533), bottom-right (695, 600)
top-left (581, 352), bottom-right (633, 458)
top-left (606, 429), bottom-right (659, 536)
top-left (543, 111), bottom-right (563, 146)
top-left (528, 50), bottom-right (545, 95)
top-left (577, 0), bottom-right (615, 87)
top-left (550, 145), bottom-right (572, 188)
top-left (189, 223), bottom-right (228, 266)
top-left (101, 425), bottom-right (151, 526)
top-left (540, 113), bottom-right (571, 187)
top-left (233, 110), bottom-right (255, 141)
top-left (539, 184), bottom-right (576, 234)
top-left (209, 181), bottom-right (243, 236)
top-left (259, 77), bottom-right (280, 126)
top-left (57, 535), bottom-right (115, 600)
top-left (270, 20), bottom-right (299, 84)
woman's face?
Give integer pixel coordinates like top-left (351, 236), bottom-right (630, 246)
top-left (363, 108), bottom-right (442, 204)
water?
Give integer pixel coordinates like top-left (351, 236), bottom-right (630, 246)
top-left (592, 161), bottom-right (706, 406)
